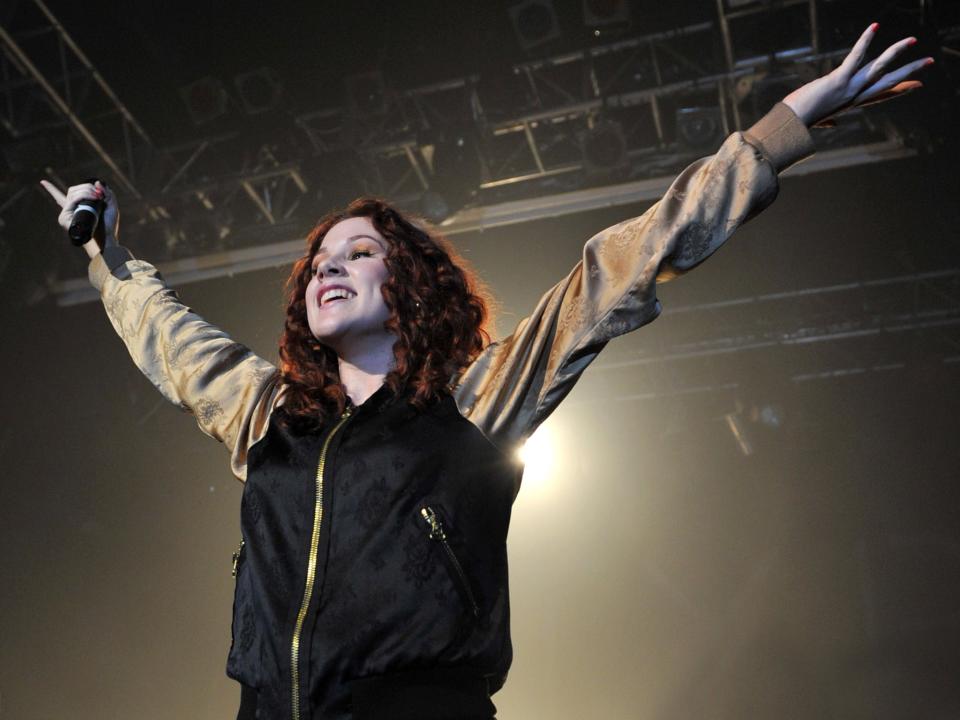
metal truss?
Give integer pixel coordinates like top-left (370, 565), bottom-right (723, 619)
top-left (0, 0), bottom-right (310, 254)
top-left (0, 0), bottom-right (956, 303)
top-left (49, 133), bottom-right (915, 307)
top-left (599, 268), bottom-right (960, 366)
top-left (0, 0), bottom-right (153, 198)
top-left (571, 267), bottom-right (960, 402)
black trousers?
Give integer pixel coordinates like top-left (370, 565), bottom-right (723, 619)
top-left (237, 668), bottom-right (497, 720)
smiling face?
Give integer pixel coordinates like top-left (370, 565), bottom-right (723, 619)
top-left (305, 216), bottom-right (393, 355)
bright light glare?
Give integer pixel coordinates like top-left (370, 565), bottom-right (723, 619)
top-left (516, 423), bottom-right (555, 491)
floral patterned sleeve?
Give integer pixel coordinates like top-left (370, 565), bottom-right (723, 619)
top-left (453, 103), bottom-right (815, 452)
top-left (88, 248), bottom-right (281, 481)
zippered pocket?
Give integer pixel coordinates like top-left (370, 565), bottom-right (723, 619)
top-left (231, 538), bottom-right (246, 578)
top-left (419, 506), bottom-right (480, 619)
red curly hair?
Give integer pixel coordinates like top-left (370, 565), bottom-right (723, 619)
top-left (278, 197), bottom-right (493, 432)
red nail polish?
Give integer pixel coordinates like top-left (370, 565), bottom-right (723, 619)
top-left (925, 58), bottom-right (935, 66)
top-left (908, 37), bottom-right (917, 46)
top-left (870, 22), bottom-right (879, 32)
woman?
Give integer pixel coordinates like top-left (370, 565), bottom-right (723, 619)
top-left (43, 25), bottom-right (930, 720)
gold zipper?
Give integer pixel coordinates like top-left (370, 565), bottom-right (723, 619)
top-left (290, 407), bottom-right (352, 720)
top-left (420, 506), bottom-right (480, 618)
top-left (231, 539), bottom-right (245, 578)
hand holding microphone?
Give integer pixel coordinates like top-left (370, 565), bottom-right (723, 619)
top-left (40, 178), bottom-right (120, 259)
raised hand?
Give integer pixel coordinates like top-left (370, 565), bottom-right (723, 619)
top-left (782, 23), bottom-right (933, 127)
top-left (40, 179), bottom-right (119, 259)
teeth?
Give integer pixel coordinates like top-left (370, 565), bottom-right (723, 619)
top-left (321, 288), bottom-right (356, 305)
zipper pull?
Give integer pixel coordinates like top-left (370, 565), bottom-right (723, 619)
top-left (231, 539), bottom-right (245, 577)
top-left (420, 506), bottom-right (446, 541)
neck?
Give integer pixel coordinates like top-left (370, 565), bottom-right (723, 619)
top-left (336, 339), bottom-right (395, 407)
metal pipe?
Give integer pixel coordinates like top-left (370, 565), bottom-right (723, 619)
top-left (522, 122), bottom-right (546, 174)
top-left (403, 144), bottom-right (430, 189)
top-left (161, 141), bottom-right (210, 195)
top-left (241, 181), bottom-right (275, 224)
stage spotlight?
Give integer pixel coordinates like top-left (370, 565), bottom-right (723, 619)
top-left (580, 118), bottom-right (627, 173)
top-left (179, 76), bottom-right (229, 125)
top-left (676, 107), bottom-right (724, 151)
top-left (509, 0), bottom-right (562, 52)
top-left (234, 68), bottom-right (282, 115)
top-left (517, 423), bottom-right (556, 491)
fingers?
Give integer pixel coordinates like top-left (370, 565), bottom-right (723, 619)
top-left (856, 36), bottom-right (917, 87)
top-left (855, 80), bottom-right (923, 109)
top-left (854, 57), bottom-right (933, 105)
top-left (838, 23), bottom-right (878, 79)
top-left (62, 182), bottom-right (100, 209)
top-left (39, 179), bottom-right (67, 207)
top-left (43, 181), bottom-right (103, 231)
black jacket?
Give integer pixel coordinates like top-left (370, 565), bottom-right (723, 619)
top-left (230, 388), bottom-right (519, 718)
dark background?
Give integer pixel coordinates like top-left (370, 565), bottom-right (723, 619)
top-left (1, 1), bottom-right (959, 718)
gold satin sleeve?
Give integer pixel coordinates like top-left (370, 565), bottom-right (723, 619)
top-left (453, 103), bottom-right (815, 453)
top-left (88, 249), bottom-right (281, 482)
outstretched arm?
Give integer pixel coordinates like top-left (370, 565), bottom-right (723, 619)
top-left (42, 180), bottom-right (280, 482)
top-left (455, 108), bottom-right (800, 455)
top-left (455, 25), bottom-right (931, 457)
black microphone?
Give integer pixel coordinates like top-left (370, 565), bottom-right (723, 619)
top-left (68, 178), bottom-right (106, 247)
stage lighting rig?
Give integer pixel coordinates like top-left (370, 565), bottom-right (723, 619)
top-left (179, 76), bottom-right (230, 126)
top-left (234, 68), bottom-right (283, 115)
top-left (676, 106), bottom-right (724, 151)
top-left (509, 0), bottom-right (563, 52)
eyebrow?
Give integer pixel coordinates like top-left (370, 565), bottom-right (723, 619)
top-left (312, 234), bottom-right (386, 263)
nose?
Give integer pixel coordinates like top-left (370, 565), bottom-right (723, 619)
top-left (316, 256), bottom-right (344, 278)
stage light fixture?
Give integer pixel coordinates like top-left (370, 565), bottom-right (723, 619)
top-left (676, 107), bottom-right (724, 151)
top-left (234, 68), bottom-right (282, 115)
top-left (179, 76), bottom-right (229, 125)
top-left (509, 0), bottom-right (562, 52)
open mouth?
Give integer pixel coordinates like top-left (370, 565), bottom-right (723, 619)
top-left (320, 288), bottom-right (356, 307)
